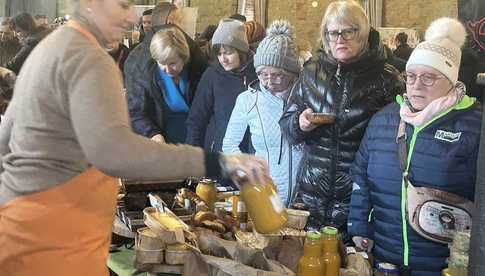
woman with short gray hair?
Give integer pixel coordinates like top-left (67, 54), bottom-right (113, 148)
top-left (280, 0), bottom-right (404, 240)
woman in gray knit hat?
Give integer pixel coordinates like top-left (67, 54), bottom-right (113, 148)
top-left (186, 18), bottom-right (257, 153)
top-left (223, 20), bottom-right (303, 205)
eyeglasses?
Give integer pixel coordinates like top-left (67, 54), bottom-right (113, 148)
top-left (403, 73), bottom-right (445, 87)
top-left (257, 71), bottom-right (287, 84)
top-left (325, 28), bottom-right (358, 42)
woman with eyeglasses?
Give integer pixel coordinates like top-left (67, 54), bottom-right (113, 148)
top-left (186, 18), bottom-right (257, 153)
top-left (348, 18), bottom-right (480, 275)
top-left (0, 1), bottom-right (268, 274)
top-left (223, 20), bottom-right (302, 205)
top-left (279, 0), bottom-right (404, 240)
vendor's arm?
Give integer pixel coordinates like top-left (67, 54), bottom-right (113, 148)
top-left (0, 100), bottom-right (15, 173)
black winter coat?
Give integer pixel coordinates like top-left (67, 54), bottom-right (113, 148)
top-left (186, 59), bottom-right (257, 152)
top-left (6, 26), bottom-right (51, 74)
top-left (393, 43), bottom-right (413, 62)
top-left (125, 24), bottom-right (208, 138)
top-left (280, 29), bottom-right (405, 236)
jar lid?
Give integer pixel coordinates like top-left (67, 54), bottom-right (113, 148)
top-left (377, 262), bottom-right (399, 273)
top-left (307, 231), bottom-right (321, 240)
top-left (321, 226), bottom-right (338, 235)
top-left (199, 178), bottom-right (215, 185)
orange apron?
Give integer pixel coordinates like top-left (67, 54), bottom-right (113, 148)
top-left (0, 167), bottom-right (119, 276)
top-left (0, 21), bottom-right (119, 276)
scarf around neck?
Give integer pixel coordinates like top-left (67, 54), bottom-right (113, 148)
top-left (158, 66), bottom-right (190, 112)
top-left (400, 82), bottom-right (465, 127)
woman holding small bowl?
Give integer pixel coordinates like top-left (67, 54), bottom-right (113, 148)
top-left (279, 0), bottom-right (404, 241)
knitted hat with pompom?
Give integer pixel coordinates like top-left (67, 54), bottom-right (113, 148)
top-left (406, 17), bottom-right (466, 84)
top-left (253, 20), bottom-right (301, 74)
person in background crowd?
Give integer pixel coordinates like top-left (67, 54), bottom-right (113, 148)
top-left (0, 67), bottom-right (15, 115)
top-left (244, 20), bottom-right (265, 52)
top-left (229, 13), bottom-right (246, 22)
top-left (128, 27), bottom-right (206, 144)
top-left (52, 16), bottom-right (67, 28)
top-left (279, 0), bottom-right (404, 241)
top-left (459, 46), bottom-right (481, 102)
top-left (125, 2), bottom-right (208, 129)
top-left (393, 32), bottom-right (413, 61)
top-left (223, 20), bottom-right (303, 205)
top-left (385, 44), bottom-right (406, 72)
top-left (0, 0), bottom-right (268, 274)
top-left (0, 18), bottom-right (21, 68)
top-left (34, 14), bottom-right (49, 28)
top-left (195, 24), bottom-right (217, 60)
top-left (137, 8), bottom-right (152, 44)
top-left (107, 40), bottom-right (130, 76)
top-left (6, 12), bottom-right (51, 74)
top-left (349, 18), bottom-right (480, 275)
top-left (186, 19), bottom-right (256, 153)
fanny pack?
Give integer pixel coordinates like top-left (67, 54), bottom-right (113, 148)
top-left (396, 119), bottom-right (473, 244)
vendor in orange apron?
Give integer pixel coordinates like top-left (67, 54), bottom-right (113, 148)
top-left (0, 20), bottom-right (118, 276)
top-left (0, 167), bottom-right (118, 276)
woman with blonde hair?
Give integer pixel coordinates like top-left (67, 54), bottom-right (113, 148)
top-left (280, 0), bottom-right (404, 240)
top-left (0, 0), bottom-right (268, 275)
top-left (128, 26), bottom-right (206, 143)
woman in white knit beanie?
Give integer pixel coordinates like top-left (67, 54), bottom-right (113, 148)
top-left (349, 17), bottom-right (481, 274)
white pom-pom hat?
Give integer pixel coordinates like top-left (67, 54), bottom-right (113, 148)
top-left (406, 17), bottom-right (466, 84)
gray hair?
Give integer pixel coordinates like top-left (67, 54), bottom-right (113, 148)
top-left (319, 0), bottom-right (370, 54)
top-left (150, 27), bottom-right (190, 64)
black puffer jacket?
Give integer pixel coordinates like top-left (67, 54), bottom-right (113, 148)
top-left (280, 29), bottom-right (404, 237)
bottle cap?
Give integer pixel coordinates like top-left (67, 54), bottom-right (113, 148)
top-left (306, 231), bottom-right (321, 240)
top-left (321, 226), bottom-right (338, 235)
top-left (377, 262), bottom-right (399, 273)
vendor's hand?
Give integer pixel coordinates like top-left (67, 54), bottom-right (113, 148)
top-left (299, 108), bottom-right (317, 132)
top-left (151, 134), bottom-right (165, 143)
top-left (220, 153), bottom-right (269, 186)
top-left (352, 236), bottom-right (374, 253)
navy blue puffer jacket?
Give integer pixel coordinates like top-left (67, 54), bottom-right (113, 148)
top-left (349, 96), bottom-right (481, 275)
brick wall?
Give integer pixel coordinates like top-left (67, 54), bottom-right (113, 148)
top-left (192, 0), bottom-right (458, 53)
top-left (51, 0), bottom-right (458, 52)
top-left (383, 0), bottom-right (457, 39)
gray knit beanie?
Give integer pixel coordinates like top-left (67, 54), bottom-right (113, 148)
top-left (254, 20), bottom-right (301, 74)
top-left (211, 18), bottom-right (249, 53)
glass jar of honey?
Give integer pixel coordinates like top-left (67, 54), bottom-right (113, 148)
top-left (240, 176), bottom-right (287, 233)
top-left (298, 231), bottom-right (324, 276)
top-left (321, 226), bottom-right (340, 276)
top-left (196, 179), bottom-right (217, 210)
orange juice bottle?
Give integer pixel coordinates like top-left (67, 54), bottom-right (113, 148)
top-left (297, 231), bottom-right (324, 276)
top-left (321, 226), bottom-right (341, 276)
top-left (240, 177), bottom-right (287, 233)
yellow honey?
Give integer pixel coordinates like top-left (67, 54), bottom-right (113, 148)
top-left (154, 213), bottom-right (183, 230)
